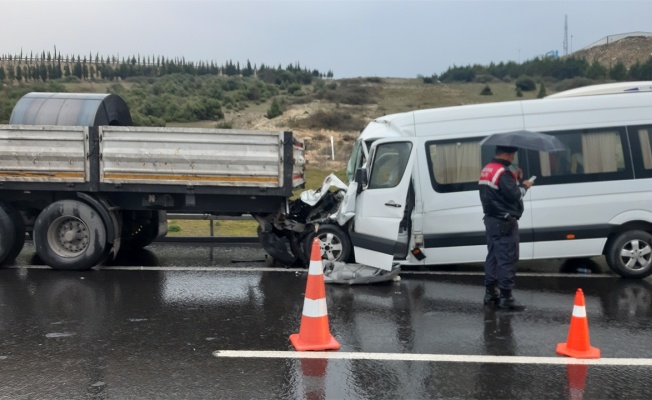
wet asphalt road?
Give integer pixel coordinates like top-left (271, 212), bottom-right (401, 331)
top-left (1, 242), bottom-right (652, 399)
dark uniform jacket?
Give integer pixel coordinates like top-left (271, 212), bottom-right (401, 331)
top-left (479, 158), bottom-right (527, 219)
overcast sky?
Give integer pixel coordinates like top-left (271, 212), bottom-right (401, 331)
top-left (2, 0), bottom-right (651, 78)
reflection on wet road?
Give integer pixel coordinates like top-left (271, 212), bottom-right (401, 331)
top-left (1, 242), bottom-right (651, 398)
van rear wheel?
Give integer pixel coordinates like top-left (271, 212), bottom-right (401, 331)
top-left (605, 230), bottom-right (652, 279)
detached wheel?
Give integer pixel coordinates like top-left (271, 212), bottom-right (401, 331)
top-left (303, 224), bottom-right (352, 264)
top-left (0, 206), bottom-right (16, 266)
top-left (257, 226), bottom-right (297, 266)
top-left (605, 230), bottom-right (652, 279)
top-left (34, 200), bottom-right (108, 271)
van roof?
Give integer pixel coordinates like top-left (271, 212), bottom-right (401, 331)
top-left (545, 81), bottom-right (652, 98)
top-left (359, 81), bottom-right (652, 140)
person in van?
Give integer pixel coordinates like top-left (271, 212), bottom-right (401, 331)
top-left (478, 146), bottom-right (534, 311)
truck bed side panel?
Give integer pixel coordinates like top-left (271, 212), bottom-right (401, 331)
top-left (0, 125), bottom-right (88, 183)
top-left (99, 126), bottom-right (284, 188)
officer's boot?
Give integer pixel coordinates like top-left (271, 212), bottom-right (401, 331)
top-left (483, 285), bottom-right (500, 306)
top-left (498, 289), bottom-right (526, 311)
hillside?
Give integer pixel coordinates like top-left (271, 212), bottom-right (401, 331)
top-left (572, 35), bottom-right (652, 69)
top-left (217, 79), bottom-right (543, 170)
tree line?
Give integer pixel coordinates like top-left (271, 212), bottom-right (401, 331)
top-left (0, 50), bottom-right (337, 124)
top-left (0, 50), bottom-right (334, 83)
top-left (433, 55), bottom-right (652, 83)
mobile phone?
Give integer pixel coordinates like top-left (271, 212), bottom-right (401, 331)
top-left (528, 175), bottom-right (537, 182)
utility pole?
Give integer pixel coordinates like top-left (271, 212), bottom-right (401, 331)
top-left (563, 15), bottom-right (568, 56)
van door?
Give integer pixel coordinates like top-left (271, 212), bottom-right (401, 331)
top-left (351, 138), bottom-right (416, 271)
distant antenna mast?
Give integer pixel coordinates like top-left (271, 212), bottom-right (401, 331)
top-left (563, 15), bottom-right (568, 55)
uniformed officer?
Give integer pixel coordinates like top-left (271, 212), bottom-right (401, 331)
top-left (478, 146), bottom-right (534, 311)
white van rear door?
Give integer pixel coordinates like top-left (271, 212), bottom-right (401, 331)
top-left (352, 138), bottom-right (416, 271)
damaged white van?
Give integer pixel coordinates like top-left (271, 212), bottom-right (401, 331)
top-left (257, 81), bottom-right (652, 279)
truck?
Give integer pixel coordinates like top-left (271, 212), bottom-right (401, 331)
top-left (0, 92), bottom-right (305, 270)
top-left (261, 81), bottom-right (652, 280)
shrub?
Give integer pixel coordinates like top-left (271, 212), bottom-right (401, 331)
top-left (168, 224), bottom-right (181, 233)
top-left (293, 110), bottom-right (366, 131)
top-left (216, 120), bottom-right (233, 129)
top-left (266, 98), bottom-right (283, 119)
top-left (537, 82), bottom-right (547, 98)
top-left (516, 87), bottom-right (523, 97)
top-left (480, 85), bottom-right (493, 95)
top-left (515, 77), bottom-right (536, 91)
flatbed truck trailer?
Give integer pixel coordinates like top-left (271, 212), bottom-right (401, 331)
top-left (0, 92), bottom-right (305, 270)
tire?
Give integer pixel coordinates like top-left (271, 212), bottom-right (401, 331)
top-left (34, 200), bottom-right (108, 271)
top-left (257, 226), bottom-right (297, 266)
top-left (303, 224), bottom-right (353, 264)
top-left (0, 206), bottom-right (16, 266)
top-left (605, 230), bottom-right (652, 279)
top-left (3, 203), bottom-right (26, 262)
top-left (121, 211), bottom-right (159, 249)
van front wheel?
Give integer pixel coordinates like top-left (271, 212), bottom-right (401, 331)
top-left (605, 230), bottom-right (652, 279)
top-left (303, 224), bottom-right (353, 264)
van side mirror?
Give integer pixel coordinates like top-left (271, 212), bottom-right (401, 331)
top-left (355, 168), bottom-right (367, 193)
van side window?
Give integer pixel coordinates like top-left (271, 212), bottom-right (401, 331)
top-left (368, 142), bottom-right (412, 189)
top-left (426, 138), bottom-right (506, 192)
top-left (636, 127), bottom-right (652, 170)
top-left (539, 129), bottom-right (624, 177)
top-left (530, 127), bottom-right (631, 184)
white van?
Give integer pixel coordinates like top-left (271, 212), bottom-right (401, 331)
top-left (262, 81), bottom-right (652, 279)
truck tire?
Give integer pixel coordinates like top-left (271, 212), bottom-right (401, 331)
top-left (605, 230), bottom-right (652, 279)
top-left (1, 202), bottom-right (26, 263)
top-left (0, 206), bottom-right (16, 266)
top-left (303, 224), bottom-right (353, 265)
top-left (34, 200), bottom-right (108, 271)
top-left (122, 211), bottom-right (160, 249)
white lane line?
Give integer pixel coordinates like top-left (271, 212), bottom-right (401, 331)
top-left (213, 350), bottom-right (652, 366)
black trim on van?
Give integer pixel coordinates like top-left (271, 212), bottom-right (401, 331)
top-left (349, 231), bottom-right (396, 255)
top-left (423, 224), bottom-right (611, 248)
top-left (531, 224), bottom-right (612, 242)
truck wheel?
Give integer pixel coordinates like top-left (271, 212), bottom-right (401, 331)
top-left (34, 200), bottom-right (108, 271)
top-left (605, 230), bottom-right (652, 279)
top-left (0, 206), bottom-right (16, 266)
top-left (1, 202), bottom-right (26, 262)
top-left (303, 224), bottom-right (352, 264)
top-left (122, 211), bottom-right (160, 249)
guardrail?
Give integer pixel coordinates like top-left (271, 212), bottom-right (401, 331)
top-left (166, 213), bottom-right (254, 238)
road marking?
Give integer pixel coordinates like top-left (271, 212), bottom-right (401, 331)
top-left (213, 350), bottom-right (652, 366)
top-left (10, 265), bottom-right (616, 278)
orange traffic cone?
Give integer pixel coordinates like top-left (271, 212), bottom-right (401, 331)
top-left (556, 289), bottom-right (600, 358)
top-left (289, 238), bottom-right (341, 351)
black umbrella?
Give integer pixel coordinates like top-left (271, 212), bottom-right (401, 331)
top-left (480, 130), bottom-right (568, 152)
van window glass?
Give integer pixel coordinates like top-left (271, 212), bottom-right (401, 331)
top-left (637, 128), bottom-right (652, 170)
top-left (368, 142), bottom-right (412, 189)
top-left (538, 129), bottom-right (624, 177)
top-left (430, 141), bottom-right (481, 184)
top-left (426, 138), bottom-right (519, 192)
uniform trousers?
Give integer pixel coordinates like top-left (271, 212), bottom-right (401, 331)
top-left (483, 215), bottom-right (519, 291)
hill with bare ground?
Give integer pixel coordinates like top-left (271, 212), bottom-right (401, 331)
top-left (572, 35), bottom-right (652, 69)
